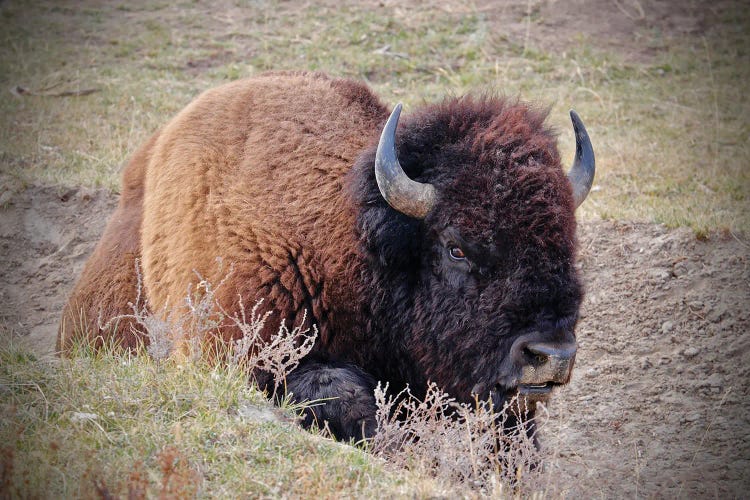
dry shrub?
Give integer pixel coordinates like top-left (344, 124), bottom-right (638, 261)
top-left (156, 445), bottom-right (202, 499)
top-left (101, 263), bottom-right (543, 494)
top-left (90, 447), bottom-right (201, 500)
top-left (226, 298), bottom-right (317, 396)
top-left (103, 260), bottom-right (318, 393)
top-left (101, 261), bottom-right (227, 362)
top-left (371, 383), bottom-right (543, 494)
top-left (1, 446), bottom-right (14, 497)
top-left (125, 460), bottom-right (148, 500)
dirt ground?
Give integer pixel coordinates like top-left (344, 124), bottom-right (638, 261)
top-left (1, 181), bottom-right (748, 497)
top-left (449, 0), bottom-right (726, 61)
top-left (543, 220), bottom-right (749, 497)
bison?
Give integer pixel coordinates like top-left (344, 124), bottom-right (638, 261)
top-left (59, 71), bottom-right (595, 442)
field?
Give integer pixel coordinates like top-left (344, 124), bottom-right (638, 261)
top-left (1, 0), bottom-right (749, 497)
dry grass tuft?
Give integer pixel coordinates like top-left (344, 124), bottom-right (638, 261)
top-left (227, 298), bottom-right (317, 398)
top-left (372, 383), bottom-right (541, 495)
top-left (102, 261), bottom-right (318, 396)
top-left (155, 445), bottom-right (203, 498)
top-left (88, 445), bottom-right (201, 500)
top-left (106, 262), bottom-right (229, 363)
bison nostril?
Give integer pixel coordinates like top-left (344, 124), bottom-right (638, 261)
top-left (520, 341), bottom-right (577, 386)
top-left (524, 347), bottom-right (548, 367)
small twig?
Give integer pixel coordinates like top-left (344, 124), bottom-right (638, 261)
top-left (570, 58), bottom-right (586, 86)
top-left (372, 45), bottom-right (408, 60)
top-left (612, 0), bottom-right (645, 20)
top-left (677, 387), bottom-right (732, 497)
top-left (10, 85), bottom-right (99, 97)
top-left (729, 230), bottom-right (749, 248)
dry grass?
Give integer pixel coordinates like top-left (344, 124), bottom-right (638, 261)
top-left (1, 269), bottom-right (548, 497)
top-left (371, 383), bottom-right (542, 495)
top-left (0, 332), bottom-right (456, 498)
top-left (0, 1), bottom-right (747, 233)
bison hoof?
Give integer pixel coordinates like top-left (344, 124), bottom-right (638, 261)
top-left (285, 358), bottom-right (377, 442)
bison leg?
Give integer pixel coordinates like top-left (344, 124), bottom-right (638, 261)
top-left (283, 355), bottom-right (377, 442)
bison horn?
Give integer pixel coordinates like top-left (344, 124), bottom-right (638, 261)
top-left (375, 103), bottom-right (436, 219)
top-left (567, 110), bottom-right (596, 209)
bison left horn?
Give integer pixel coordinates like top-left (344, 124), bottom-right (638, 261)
top-left (567, 110), bottom-right (596, 208)
top-left (374, 103), bottom-right (436, 219)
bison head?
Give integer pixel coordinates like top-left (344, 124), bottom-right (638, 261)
top-left (350, 97), bottom-right (594, 422)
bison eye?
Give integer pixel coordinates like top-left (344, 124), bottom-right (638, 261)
top-left (448, 246), bottom-right (466, 261)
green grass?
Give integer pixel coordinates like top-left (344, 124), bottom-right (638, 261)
top-left (1, 1), bottom-right (748, 234)
top-left (0, 337), bottom-right (451, 498)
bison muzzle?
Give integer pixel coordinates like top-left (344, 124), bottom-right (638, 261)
top-left (59, 71), bottom-right (595, 442)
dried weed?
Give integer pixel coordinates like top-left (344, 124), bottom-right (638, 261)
top-left (95, 267), bottom-right (542, 494)
top-left (226, 298), bottom-right (317, 398)
top-left (371, 383), bottom-right (542, 495)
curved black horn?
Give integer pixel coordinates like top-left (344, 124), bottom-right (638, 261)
top-left (567, 110), bottom-right (596, 209)
top-left (374, 104), bottom-right (436, 219)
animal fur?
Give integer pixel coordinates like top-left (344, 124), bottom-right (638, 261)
top-left (60, 71), bottom-right (582, 441)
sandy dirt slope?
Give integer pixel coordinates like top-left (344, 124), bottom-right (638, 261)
top-left (1, 185), bottom-right (748, 496)
top-left (542, 220), bottom-right (749, 497)
top-left (0, 185), bottom-right (116, 356)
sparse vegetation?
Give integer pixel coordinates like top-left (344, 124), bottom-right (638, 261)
top-left (0, 333), bottom-right (454, 498)
top-left (0, 1), bottom-right (747, 234)
top-left (1, 272), bottom-right (544, 497)
top-left (1, 1), bottom-right (748, 497)
top-left (371, 382), bottom-right (540, 493)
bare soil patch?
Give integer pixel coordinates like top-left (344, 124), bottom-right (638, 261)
top-left (0, 183), bottom-right (116, 355)
top-left (472, 0), bottom-right (731, 61)
top-left (543, 219), bottom-right (750, 496)
top-left (1, 185), bottom-right (747, 496)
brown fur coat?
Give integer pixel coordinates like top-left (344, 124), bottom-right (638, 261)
top-left (59, 72), bottom-right (389, 354)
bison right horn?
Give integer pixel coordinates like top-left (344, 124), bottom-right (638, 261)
top-left (374, 103), bottom-right (436, 219)
top-left (567, 110), bottom-right (596, 209)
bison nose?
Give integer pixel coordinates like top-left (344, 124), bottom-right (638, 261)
top-left (521, 341), bottom-right (577, 386)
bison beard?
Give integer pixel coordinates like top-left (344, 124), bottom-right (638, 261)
top-left (58, 71), bottom-right (594, 443)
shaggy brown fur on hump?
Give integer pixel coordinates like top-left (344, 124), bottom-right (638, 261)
top-left (58, 72), bottom-right (389, 354)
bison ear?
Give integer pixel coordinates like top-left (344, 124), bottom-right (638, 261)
top-left (359, 205), bottom-right (423, 269)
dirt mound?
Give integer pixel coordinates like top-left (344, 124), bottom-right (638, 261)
top-left (1, 185), bottom-right (748, 495)
top-left (543, 220), bottom-right (750, 496)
